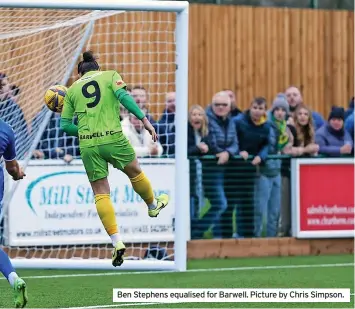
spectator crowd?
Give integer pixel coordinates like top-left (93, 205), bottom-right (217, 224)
top-left (1, 72), bottom-right (354, 239)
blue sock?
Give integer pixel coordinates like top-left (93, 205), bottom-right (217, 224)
top-left (0, 248), bottom-right (15, 281)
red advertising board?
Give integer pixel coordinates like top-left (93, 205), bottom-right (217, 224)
top-left (292, 158), bottom-right (354, 238)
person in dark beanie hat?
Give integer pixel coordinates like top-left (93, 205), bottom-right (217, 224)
top-left (315, 107), bottom-right (353, 157)
top-left (328, 106), bottom-right (345, 121)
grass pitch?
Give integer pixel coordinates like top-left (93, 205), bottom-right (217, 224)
top-left (0, 254), bottom-right (353, 308)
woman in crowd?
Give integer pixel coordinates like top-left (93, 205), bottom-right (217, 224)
top-left (187, 105), bottom-right (209, 238)
top-left (279, 104), bottom-right (319, 236)
top-left (288, 104), bottom-right (319, 156)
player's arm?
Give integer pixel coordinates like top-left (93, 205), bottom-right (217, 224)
top-left (111, 71), bottom-right (145, 120)
top-left (112, 72), bottom-right (157, 141)
top-left (4, 128), bottom-right (25, 181)
top-left (116, 88), bottom-right (157, 140)
top-left (60, 92), bottom-right (79, 137)
top-left (115, 89), bottom-right (145, 120)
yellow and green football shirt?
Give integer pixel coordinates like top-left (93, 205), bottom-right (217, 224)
top-left (61, 70), bottom-right (143, 148)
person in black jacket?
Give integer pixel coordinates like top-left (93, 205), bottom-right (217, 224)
top-left (187, 105), bottom-right (209, 238)
top-left (229, 97), bottom-right (271, 238)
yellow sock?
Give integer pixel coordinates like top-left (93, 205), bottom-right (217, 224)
top-left (94, 194), bottom-right (118, 236)
top-left (130, 172), bottom-right (155, 205)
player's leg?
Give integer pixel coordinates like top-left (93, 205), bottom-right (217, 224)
top-left (0, 169), bottom-right (28, 307)
top-left (101, 139), bottom-right (169, 217)
top-left (89, 178), bottom-right (120, 246)
top-left (81, 147), bottom-right (125, 266)
top-left (0, 248), bottom-right (28, 308)
top-left (122, 158), bottom-right (169, 217)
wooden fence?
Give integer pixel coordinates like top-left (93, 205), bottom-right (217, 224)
top-left (74, 4), bottom-right (355, 117)
top-left (1, 5), bottom-right (354, 120)
top-left (188, 5), bottom-right (354, 116)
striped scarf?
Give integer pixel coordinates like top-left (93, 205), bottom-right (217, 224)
top-left (272, 114), bottom-right (289, 150)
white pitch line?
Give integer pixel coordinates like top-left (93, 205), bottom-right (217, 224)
top-left (0, 262), bottom-right (353, 280)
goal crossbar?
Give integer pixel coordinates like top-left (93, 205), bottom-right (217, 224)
top-left (1, 0), bottom-right (189, 272)
top-left (0, 0), bottom-right (189, 12)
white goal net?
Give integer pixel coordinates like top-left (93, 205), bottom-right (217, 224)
top-left (0, 1), bottom-right (189, 271)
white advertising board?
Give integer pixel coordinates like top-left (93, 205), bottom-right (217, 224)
top-left (8, 159), bottom-right (175, 246)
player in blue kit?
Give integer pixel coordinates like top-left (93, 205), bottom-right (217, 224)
top-left (0, 118), bottom-right (28, 307)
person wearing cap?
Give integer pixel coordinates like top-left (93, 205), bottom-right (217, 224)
top-left (315, 107), bottom-right (353, 157)
top-left (254, 93), bottom-right (292, 237)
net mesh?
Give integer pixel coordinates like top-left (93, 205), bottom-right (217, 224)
top-left (0, 8), bottom-right (177, 267)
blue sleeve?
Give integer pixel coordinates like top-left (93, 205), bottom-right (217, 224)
top-left (345, 114), bottom-right (354, 140)
top-left (13, 104), bottom-right (28, 154)
top-left (345, 114), bottom-right (353, 130)
top-left (313, 112), bottom-right (325, 130)
top-left (345, 109), bottom-right (353, 120)
top-left (225, 121), bottom-right (239, 156)
top-left (3, 128), bottom-right (17, 161)
top-left (232, 113), bottom-right (243, 126)
top-left (257, 125), bottom-right (271, 160)
top-left (207, 128), bottom-right (224, 154)
top-left (344, 131), bottom-right (354, 148)
top-left (258, 143), bottom-right (269, 160)
top-left (315, 131), bottom-right (341, 156)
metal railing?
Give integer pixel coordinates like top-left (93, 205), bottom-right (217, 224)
top-left (188, 154), bottom-right (353, 239)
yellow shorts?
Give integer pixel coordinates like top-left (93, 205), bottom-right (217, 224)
top-left (80, 137), bottom-right (136, 182)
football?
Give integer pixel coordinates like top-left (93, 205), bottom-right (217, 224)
top-left (44, 85), bottom-right (67, 113)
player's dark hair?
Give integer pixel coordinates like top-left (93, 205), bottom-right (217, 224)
top-left (251, 96), bottom-right (267, 107)
top-left (77, 51), bottom-right (100, 75)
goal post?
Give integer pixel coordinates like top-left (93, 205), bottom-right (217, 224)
top-left (0, 0), bottom-right (189, 272)
top-left (0, 16), bottom-right (96, 226)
